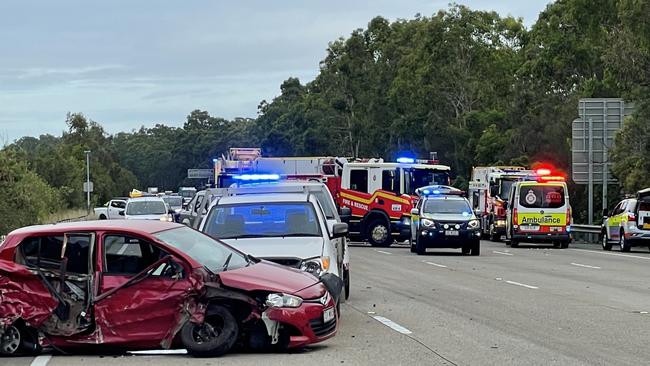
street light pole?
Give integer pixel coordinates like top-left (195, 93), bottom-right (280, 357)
top-left (85, 150), bottom-right (91, 213)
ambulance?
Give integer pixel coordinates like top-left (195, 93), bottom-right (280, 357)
top-left (504, 172), bottom-right (572, 248)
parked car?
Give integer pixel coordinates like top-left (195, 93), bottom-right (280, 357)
top-left (198, 192), bottom-right (347, 304)
top-left (601, 188), bottom-right (650, 251)
top-left (0, 220), bottom-right (339, 356)
top-left (178, 189), bottom-right (227, 228)
top-left (93, 198), bottom-right (128, 220)
top-left (409, 188), bottom-right (481, 255)
top-left (124, 196), bottom-right (174, 221)
top-left (161, 195), bottom-right (184, 222)
top-left (179, 187), bottom-right (197, 205)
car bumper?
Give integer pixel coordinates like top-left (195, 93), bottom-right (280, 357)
top-left (264, 298), bottom-right (338, 348)
top-left (419, 229), bottom-right (481, 248)
top-left (624, 230), bottom-right (650, 244)
top-left (513, 232), bottom-right (571, 242)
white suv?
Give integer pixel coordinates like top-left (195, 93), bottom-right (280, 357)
top-left (198, 192), bottom-right (348, 302)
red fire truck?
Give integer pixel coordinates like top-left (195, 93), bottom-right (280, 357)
top-left (214, 148), bottom-right (452, 247)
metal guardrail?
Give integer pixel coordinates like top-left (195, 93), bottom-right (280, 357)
top-left (571, 224), bottom-right (601, 243)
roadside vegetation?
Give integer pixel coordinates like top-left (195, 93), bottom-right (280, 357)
top-left (1, 0), bottom-right (648, 233)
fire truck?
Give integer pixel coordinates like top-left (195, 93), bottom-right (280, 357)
top-left (214, 148), bottom-right (452, 247)
top-left (468, 166), bottom-right (536, 241)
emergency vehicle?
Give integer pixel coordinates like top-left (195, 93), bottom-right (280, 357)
top-left (504, 170), bottom-right (572, 248)
top-left (214, 148), bottom-right (452, 247)
top-left (468, 167), bottom-right (536, 241)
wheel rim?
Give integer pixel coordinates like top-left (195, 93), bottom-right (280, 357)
top-left (371, 225), bottom-right (388, 242)
top-left (1, 326), bottom-right (21, 354)
top-left (602, 234), bottom-right (607, 248)
top-left (191, 317), bottom-right (223, 344)
top-left (620, 234), bottom-right (624, 250)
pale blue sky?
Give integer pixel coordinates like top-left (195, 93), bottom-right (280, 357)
top-left (0, 0), bottom-right (551, 142)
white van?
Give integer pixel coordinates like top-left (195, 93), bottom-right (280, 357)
top-left (505, 180), bottom-right (571, 248)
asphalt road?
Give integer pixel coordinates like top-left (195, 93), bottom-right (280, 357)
top-left (4, 240), bottom-right (650, 366)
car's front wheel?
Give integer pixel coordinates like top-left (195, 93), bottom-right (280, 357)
top-left (0, 323), bottom-right (40, 356)
top-left (181, 306), bottom-right (238, 357)
top-left (415, 236), bottom-right (426, 255)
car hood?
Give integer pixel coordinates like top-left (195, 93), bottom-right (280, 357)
top-left (424, 214), bottom-right (474, 222)
top-left (218, 261), bottom-right (321, 295)
top-left (220, 237), bottom-right (324, 260)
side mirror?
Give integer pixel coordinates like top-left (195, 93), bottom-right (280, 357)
top-left (168, 208), bottom-right (176, 214)
top-left (339, 207), bottom-right (351, 223)
top-left (474, 209), bottom-right (482, 217)
top-left (410, 208), bottom-right (420, 216)
top-left (602, 208), bottom-right (609, 218)
top-left (118, 210), bottom-right (125, 216)
top-left (332, 223), bottom-right (349, 238)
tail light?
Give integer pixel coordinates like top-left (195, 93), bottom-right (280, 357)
top-left (566, 207), bottom-right (571, 226)
top-left (513, 208), bottom-right (518, 225)
top-left (628, 213), bottom-right (636, 222)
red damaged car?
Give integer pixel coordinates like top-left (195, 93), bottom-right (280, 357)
top-left (0, 220), bottom-right (340, 357)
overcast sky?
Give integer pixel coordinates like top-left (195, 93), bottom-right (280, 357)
top-left (0, 0), bottom-right (551, 142)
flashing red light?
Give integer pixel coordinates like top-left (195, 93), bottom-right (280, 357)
top-left (536, 168), bottom-right (551, 176)
top-left (538, 175), bottom-right (565, 182)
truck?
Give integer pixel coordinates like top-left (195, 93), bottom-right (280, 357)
top-left (93, 197), bottom-right (128, 220)
top-left (214, 148), bottom-right (452, 247)
top-left (468, 166), bottom-right (536, 241)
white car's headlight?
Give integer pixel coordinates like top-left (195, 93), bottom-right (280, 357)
top-left (468, 219), bottom-right (480, 229)
top-left (159, 214), bottom-right (173, 222)
top-left (300, 256), bottom-right (330, 276)
top-left (266, 293), bottom-right (303, 308)
top-left (422, 218), bottom-right (435, 228)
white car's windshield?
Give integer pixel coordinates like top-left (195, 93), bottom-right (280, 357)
top-left (204, 202), bottom-right (322, 239)
top-left (163, 196), bottom-right (183, 208)
top-left (126, 200), bottom-right (167, 215)
top-left (153, 226), bottom-right (248, 273)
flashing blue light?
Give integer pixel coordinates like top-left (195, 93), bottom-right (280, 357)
top-left (432, 190), bottom-right (441, 195)
top-left (232, 174), bottom-right (281, 181)
top-left (213, 158), bottom-right (218, 163)
top-left (423, 190), bottom-right (431, 195)
top-left (462, 211), bottom-right (470, 216)
top-left (566, 225), bottom-right (571, 233)
top-left (397, 157), bottom-right (415, 164)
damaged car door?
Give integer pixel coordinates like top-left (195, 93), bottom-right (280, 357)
top-left (92, 233), bottom-right (195, 348)
top-left (10, 233), bottom-right (96, 339)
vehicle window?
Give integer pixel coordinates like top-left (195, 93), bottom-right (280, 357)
top-left (612, 201), bottom-right (625, 215)
top-left (162, 196), bottom-right (183, 208)
top-left (313, 190), bottom-right (337, 219)
top-left (499, 179), bottom-right (516, 199)
top-left (382, 169), bottom-right (399, 194)
top-left (406, 169), bottom-right (451, 195)
top-left (126, 200), bottom-right (167, 215)
top-left (18, 235), bottom-right (91, 274)
top-left (350, 169), bottom-right (368, 193)
top-left (103, 235), bottom-right (178, 277)
top-left (204, 202), bottom-right (322, 239)
top-left (472, 191), bottom-right (480, 209)
top-left (154, 226), bottom-right (248, 273)
top-left (423, 199), bottom-right (472, 214)
top-left (518, 185), bottom-right (565, 209)
top-left (194, 195), bottom-right (205, 213)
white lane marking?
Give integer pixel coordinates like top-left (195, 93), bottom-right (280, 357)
top-left (375, 250), bottom-right (392, 255)
top-left (571, 262), bottom-right (601, 269)
top-left (570, 248), bottom-right (650, 261)
top-left (423, 261), bottom-right (447, 268)
top-left (30, 355), bottom-right (52, 366)
top-left (372, 316), bottom-right (413, 334)
top-left (493, 251), bottom-right (513, 256)
top-left (505, 280), bottom-right (538, 289)
top-left (129, 349), bottom-right (188, 355)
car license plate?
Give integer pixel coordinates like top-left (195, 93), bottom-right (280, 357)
top-left (520, 225), bottom-right (540, 231)
top-left (445, 230), bottom-right (459, 236)
top-left (323, 307), bottom-right (335, 323)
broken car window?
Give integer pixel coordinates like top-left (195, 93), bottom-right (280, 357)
top-left (18, 235), bottom-right (90, 274)
top-left (103, 235), bottom-right (179, 277)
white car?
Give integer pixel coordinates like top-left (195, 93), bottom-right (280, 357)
top-left (123, 196), bottom-right (174, 221)
top-left (198, 192), bottom-right (348, 301)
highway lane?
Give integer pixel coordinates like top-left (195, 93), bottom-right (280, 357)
top-left (4, 240), bottom-right (650, 366)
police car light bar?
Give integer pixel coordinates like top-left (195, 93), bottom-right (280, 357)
top-left (536, 168), bottom-right (552, 176)
top-left (416, 185), bottom-right (464, 196)
top-left (397, 157), bottom-right (415, 164)
top-left (232, 174), bottom-right (281, 181)
top-left (538, 175), bottom-right (565, 182)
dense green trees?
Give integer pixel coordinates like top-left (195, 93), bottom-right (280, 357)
top-left (2, 1), bottom-right (649, 233)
